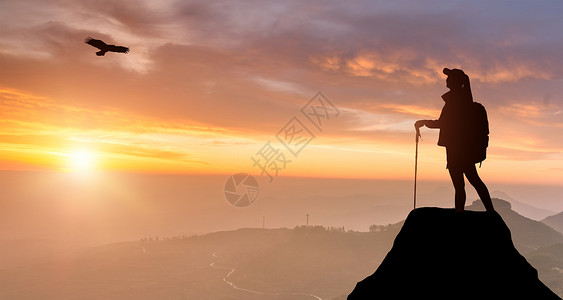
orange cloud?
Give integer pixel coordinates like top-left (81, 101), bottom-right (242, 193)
top-left (0, 89), bottom-right (252, 173)
top-left (1, 0), bottom-right (562, 184)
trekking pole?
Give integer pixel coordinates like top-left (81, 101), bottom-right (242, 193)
top-left (414, 128), bottom-right (421, 210)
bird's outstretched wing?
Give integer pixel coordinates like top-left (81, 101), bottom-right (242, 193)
top-left (108, 45), bottom-right (129, 53)
top-left (85, 37), bottom-right (107, 50)
top-left (85, 37), bottom-right (129, 55)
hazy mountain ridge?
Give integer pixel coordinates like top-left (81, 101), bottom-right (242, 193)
top-left (490, 191), bottom-right (557, 220)
top-left (1, 198), bottom-right (562, 299)
top-left (542, 212), bottom-right (563, 235)
top-left (225, 226), bottom-right (401, 298)
top-left (3, 172), bottom-right (562, 245)
top-left (468, 199), bottom-right (563, 253)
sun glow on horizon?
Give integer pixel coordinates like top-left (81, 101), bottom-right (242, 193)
top-left (67, 150), bottom-right (97, 173)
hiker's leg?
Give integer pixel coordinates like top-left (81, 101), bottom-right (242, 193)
top-left (465, 165), bottom-right (495, 212)
top-left (448, 167), bottom-right (465, 212)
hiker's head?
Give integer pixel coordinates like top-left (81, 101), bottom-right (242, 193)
top-left (443, 68), bottom-right (469, 90)
top-left (443, 68), bottom-right (473, 102)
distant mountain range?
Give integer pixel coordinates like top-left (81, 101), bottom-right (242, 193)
top-left (469, 199), bottom-right (563, 253)
top-left (1, 171), bottom-right (560, 245)
top-left (542, 212), bottom-right (563, 235)
top-left (490, 191), bottom-right (557, 220)
top-left (0, 198), bottom-right (561, 299)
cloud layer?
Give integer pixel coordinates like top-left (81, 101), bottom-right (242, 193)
top-left (0, 0), bottom-right (562, 182)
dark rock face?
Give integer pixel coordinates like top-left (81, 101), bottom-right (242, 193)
top-left (348, 207), bottom-right (561, 300)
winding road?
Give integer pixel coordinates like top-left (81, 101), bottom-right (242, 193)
top-left (210, 252), bottom-right (323, 300)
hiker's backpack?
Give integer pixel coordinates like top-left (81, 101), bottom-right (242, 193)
top-left (471, 102), bottom-right (489, 165)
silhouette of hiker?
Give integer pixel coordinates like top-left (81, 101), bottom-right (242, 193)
top-left (415, 68), bottom-right (495, 213)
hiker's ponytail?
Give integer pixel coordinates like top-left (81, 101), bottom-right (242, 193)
top-left (443, 68), bottom-right (474, 103)
top-left (462, 73), bottom-right (473, 103)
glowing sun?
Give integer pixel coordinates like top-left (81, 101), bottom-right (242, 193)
top-left (68, 150), bottom-right (96, 172)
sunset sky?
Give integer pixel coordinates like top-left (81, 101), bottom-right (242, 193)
top-left (1, 0), bottom-right (562, 185)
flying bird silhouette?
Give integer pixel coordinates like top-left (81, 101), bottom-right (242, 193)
top-left (85, 37), bottom-right (129, 56)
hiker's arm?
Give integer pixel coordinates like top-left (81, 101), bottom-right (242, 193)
top-left (415, 119), bottom-right (440, 129)
top-left (424, 119), bottom-right (440, 128)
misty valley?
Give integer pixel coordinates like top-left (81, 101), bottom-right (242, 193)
top-left (1, 199), bottom-right (562, 299)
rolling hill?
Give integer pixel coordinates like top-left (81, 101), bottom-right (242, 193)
top-left (0, 198), bottom-right (561, 299)
top-left (542, 212), bottom-right (563, 235)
